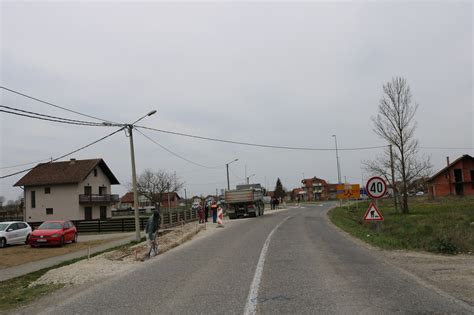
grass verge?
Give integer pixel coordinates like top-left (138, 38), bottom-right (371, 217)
top-left (0, 237), bottom-right (146, 312)
top-left (328, 196), bottom-right (474, 254)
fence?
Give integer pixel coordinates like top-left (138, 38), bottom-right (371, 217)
top-left (26, 209), bottom-right (198, 234)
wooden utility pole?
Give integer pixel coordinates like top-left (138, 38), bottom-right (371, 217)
top-left (389, 144), bottom-right (398, 213)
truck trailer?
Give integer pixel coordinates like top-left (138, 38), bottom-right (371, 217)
top-left (225, 184), bottom-right (265, 219)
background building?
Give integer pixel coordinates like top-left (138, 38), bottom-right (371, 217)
top-left (14, 158), bottom-right (120, 222)
top-left (428, 155), bottom-right (474, 197)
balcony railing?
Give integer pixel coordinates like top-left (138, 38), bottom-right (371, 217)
top-left (79, 194), bottom-right (120, 204)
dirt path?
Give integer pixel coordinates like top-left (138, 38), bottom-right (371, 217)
top-left (0, 240), bottom-right (112, 269)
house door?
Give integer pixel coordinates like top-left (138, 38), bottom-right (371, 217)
top-left (454, 169), bottom-right (464, 195)
top-left (100, 206), bottom-right (107, 220)
top-left (85, 207), bottom-right (92, 220)
top-left (99, 187), bottom-right (106, 195)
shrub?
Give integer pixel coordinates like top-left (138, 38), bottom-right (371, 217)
top-left (429, 237), bottom-right (458, 254)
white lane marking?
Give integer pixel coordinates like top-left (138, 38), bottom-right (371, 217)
top-left (244, 215), bottom-right (293, 315)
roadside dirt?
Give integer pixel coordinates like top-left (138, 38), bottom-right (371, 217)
top-left (31, 222), bottom-right (206, 287)
top-left (0, 240), bottom-right (111, 269)
top-left (383, 250), bottom-right (474, 306)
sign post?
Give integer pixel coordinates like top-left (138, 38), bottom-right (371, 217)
top-left (364, 176), bottom-right (387, 232)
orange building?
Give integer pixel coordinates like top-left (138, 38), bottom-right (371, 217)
top-left (428, 155), bottom-right (474, 197)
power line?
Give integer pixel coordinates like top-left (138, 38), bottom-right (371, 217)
top-left (0, 86), bottom-right (120, 124)
top-left (0, 105), bottom-right (118, 126)
top-left (229, 167), bottom-right (245, 180)
top-left (135, 128), bottom-right (223, 169)
top-left (419, 147), bottom-right (474, 150)
top-left (0, 127), bottom-right (125, 179)
top-left (0, 158), bottom-right (53, 170)
top-left (136, 125), bottom-right (388, 151)
top-left (0, 108), bottom-right (116, 127)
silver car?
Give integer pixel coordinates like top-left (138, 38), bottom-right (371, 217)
top-left (0, 221), bottom-right (32, 248)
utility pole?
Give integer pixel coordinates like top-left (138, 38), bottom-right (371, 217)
top-left (126, 110), bottom-right (157, 242)
top-left (127, 125), bottom-right (141, 242)
top-left (184, 188), bottom-right (187, 208)
top-left (226, 158), bottom-right (238, 190)
top-left (332, 135), bottom-right (342, 184)
top-left (389, 144), bottom-right (398, 212)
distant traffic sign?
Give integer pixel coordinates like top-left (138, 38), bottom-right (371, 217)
top-left (365, 176), bottom-right (387, 199)
top-left (336, 184), bottom-right (360, 199)
top-left (363, 202), bottom-right (384, 221)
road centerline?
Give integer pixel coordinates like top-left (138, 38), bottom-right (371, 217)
top-left (243, 215), bottom-right (293, 315)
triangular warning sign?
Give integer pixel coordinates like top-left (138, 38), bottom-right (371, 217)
top-left (363, 202), bottom-right (384, 221)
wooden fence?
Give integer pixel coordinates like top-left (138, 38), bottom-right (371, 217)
top-left (25, 209), bottom-right (198, 234)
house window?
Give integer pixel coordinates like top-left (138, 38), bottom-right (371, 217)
top-left (31, 191), bottom-right (36, 208)
top-left (46, 208), bottom-right (53, 215)
top-left (99, 186), bottom-right (106, 195)
top-left (94, 168), bottom-right (98, 177)
top-left (84, 186), bottom-right (92, 195)
top-left (45, 187), bottom-right (51, 194)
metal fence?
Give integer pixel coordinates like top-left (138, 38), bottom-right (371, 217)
top-left (25, 209), bottom-right (198, 234)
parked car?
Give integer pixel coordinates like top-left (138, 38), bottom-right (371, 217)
top-left (0, 221), bottom-right (32, 248)
top-left (415, 191), bottom-right (425, 196)
top-left (29, 220), bottom-right (77, 247)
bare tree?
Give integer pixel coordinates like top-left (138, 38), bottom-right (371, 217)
top-left (365, 77), bottom-right (431, 214)
top-left (134, 169), bottom-right (184, 208)
top-left (0, 196), bottom-right (5, 208)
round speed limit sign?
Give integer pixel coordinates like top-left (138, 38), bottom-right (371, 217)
top-left (366, 176), bottom-right (387, 199)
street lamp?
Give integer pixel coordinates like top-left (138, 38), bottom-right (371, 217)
top-left (246, 173), bottom-right (256, 184)
top-left (226, 158), bottom-right (239, 190)
top-left (332, 135), bottom-right (342, 184)
top-left (128, 110), bottom-right (157, 242)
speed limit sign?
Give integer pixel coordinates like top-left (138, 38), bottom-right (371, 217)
top-left (366, 176), bottom-right (387, 199)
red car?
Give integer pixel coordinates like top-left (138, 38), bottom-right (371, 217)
top-left (29, 220), bottom-right (78, 247)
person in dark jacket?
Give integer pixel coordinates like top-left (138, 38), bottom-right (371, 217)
top-left (204, 204), bottom-right (209, 222)
top-left (197, 204), bottom-right (205, 224)
top-left (145, 208), bottom-right (161, 257)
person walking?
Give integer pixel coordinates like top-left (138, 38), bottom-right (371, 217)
top-left (211, 201), bottom-right (218, 223)
top-left (204, 203), bottom-right (209, 222)
top-left (145, 208), bottom-right (161, 257)
top-left (198, 204), bottom-right (205, 224)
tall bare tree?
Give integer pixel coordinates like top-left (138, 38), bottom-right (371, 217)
top-left (134, 169), bottom-right (184, 208)
top-left (365, 77), bottom-right (431, 214)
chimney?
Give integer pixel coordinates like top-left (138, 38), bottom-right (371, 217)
top-left (70, 158), bottom-right (76, 164)
top-left (446, 156), bottom-right (450, 166)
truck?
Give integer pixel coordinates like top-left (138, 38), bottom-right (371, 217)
top-left (225, 184), bottom-right (265, 220)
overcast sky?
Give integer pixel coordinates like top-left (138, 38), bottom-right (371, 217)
top-left (1, 0), bottom-right (472, 201)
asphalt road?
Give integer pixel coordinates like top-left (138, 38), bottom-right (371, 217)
top-left (27, 203), bottom-right (472, 314)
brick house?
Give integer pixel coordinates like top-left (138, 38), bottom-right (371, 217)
top-left (301, 177), bottom-right (329, 201)
top-left (427, 155), bottom-right (474, 197)
top-left (120, 192), bottom-right (182, 209)
top-left (14, 158), bottom-right (120, 222)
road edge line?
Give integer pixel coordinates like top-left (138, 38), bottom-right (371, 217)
top-left (243, 215), bottom-right (293, 315)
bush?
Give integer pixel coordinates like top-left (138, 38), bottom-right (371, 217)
top-left (429, 237), bottom-right (458, 255)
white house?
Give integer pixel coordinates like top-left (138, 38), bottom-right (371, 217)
top-left (14, 158), bottom-right (120, 222)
